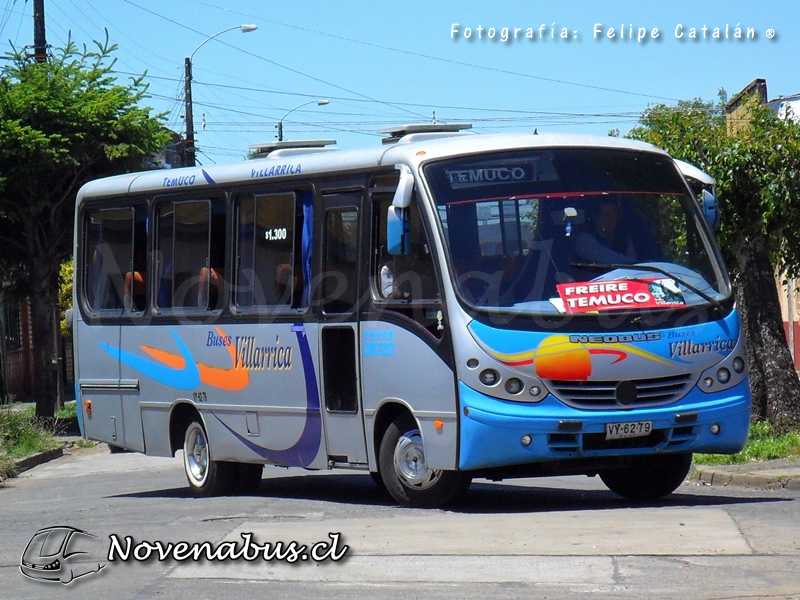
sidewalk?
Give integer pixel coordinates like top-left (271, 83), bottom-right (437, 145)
top-left (690, 458), bottom-right (800, 490)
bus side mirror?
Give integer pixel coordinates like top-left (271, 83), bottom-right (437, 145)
top-left (387, 164), bottom-right (414, 254)
top-left (387, 206), bottom-right (410, 255)
top-left (702, 189), bottom-right (720, 232)
top-left (392, 164), bottom-right (414, 209)
top-left (65, 307), bottom-right (73, 333)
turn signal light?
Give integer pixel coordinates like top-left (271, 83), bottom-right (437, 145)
top-left (83, 400), bottom-right (92, 416)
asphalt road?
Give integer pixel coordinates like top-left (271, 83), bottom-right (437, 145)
top-left (2, 445), bottom-right (800, 600)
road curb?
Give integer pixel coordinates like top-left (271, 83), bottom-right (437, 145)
top-left (689, 464), bottom-right (800, 491)
top-left (12, 448), bottom-right (63, 475)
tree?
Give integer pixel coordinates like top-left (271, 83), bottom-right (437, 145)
top-left (628, 94), bottom-right (800, 434)
top-left (0, 36), bottom-right (170, 419)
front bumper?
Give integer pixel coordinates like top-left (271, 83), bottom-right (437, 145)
top-left (458, 379), bottom-right (751, 470)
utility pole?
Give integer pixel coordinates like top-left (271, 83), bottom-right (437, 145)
top-left (184, 57), bottom-right (195, 166)
top-left (33, 0), bottom-right (47, 62)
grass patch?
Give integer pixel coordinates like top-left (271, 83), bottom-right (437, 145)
top-left (0, 451), bottom-right (14, 480)
top-left (694, 421), bottom-right (800, 465)
top-left (0, 405), bottom-right (60, 468)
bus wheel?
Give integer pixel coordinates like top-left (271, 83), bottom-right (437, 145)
top-left (183, 417), bottom-right (234, 496)
top-left (379, 414), bottom-right (471, 508)
top-left (599, 453), bottom-right (692, 501)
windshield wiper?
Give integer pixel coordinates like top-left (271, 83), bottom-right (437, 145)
top-left (569, 263), bottom-right (721, 309)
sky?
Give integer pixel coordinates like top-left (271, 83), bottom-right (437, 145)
top-left (2, 0), bottom-right (798, 166)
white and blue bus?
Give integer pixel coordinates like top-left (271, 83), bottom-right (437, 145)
top-left (72, 124), bottom-right (750, 506)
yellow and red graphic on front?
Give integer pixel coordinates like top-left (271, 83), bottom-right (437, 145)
top-left (557, 278), bottom-right (685, 314)
top-left (487, 334), bottom-right (674, 381)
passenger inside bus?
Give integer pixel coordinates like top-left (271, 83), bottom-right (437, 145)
top-left (197, 208), bottom-right (226, 310)
top-left (123, 236), bottom-right (148, 312)
top-left (574, 200), bottom-right (637, 265)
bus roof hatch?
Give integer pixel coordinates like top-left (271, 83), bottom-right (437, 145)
top-left (379, 123), bottom-right (472, 144)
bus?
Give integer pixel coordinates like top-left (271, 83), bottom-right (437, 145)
top-left (72, 124), bottom-right (751, 507)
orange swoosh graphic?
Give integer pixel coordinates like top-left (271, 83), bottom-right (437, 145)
top-left (140, 327), bottom-right (249, 391)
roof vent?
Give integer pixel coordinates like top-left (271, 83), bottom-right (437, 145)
top-left (378, 123), bottom-right (472, 144)
top-left (248, 139), bottom-right (337, 159)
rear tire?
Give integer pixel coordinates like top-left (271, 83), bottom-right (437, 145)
top-left (378, 414), bottom-right (471, 508)
top-left (600, 453), bottom-right (692, 501)
top-left (183, 416), bottom-right (234, 496)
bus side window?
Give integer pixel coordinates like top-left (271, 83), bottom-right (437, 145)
top-left (375, 195), bottom-right (439, 303)
top-left (156, 199), bottom-right (216, 310)
top-left (84, 207), bottom-right (135, 312)
top-left (372, 184), bottom-right (442, 338)
top-left (123, 206), bottom-right (148, 312)
top-left (197, 200), bottom-right (227, 310)
top-left (234, 191), bottom-right (303, 309)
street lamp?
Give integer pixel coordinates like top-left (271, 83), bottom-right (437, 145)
top-left (277, 99), bottom-right (330, 141)
top-left (184, 24), bottom-right (258, 166)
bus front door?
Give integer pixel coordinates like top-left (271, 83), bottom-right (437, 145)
top-left (318, 197), bottom-right (368, 465)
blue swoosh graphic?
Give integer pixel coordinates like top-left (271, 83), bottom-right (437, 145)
top-left (212, 323), bottom-right (321, 467)
top-left (98, 329), bottom-right (201, 390)
top-left (201, 169), bottom-right (216, 184)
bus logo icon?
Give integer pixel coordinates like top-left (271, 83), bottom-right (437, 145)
top-left (20, 526), bottom-right (106, 584)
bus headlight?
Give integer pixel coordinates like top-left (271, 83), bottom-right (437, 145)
top-left (716, 367), bottom-right (731, 384)
top-left (732, 356), bottom-right (746, 373)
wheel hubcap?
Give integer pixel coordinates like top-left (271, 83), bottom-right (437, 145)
top-left (186, 427), bottom-right (208, 484)
top-left (393, 429), bottom-right (441, 490)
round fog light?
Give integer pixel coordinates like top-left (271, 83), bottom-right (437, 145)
top-left (703, 377), bottom-right (714, 388)
top-left (732, 356), bottom-right (745, 373)
top-left (521, 434), bottom-right (532, 447)
top-left (479, 369), bottom-right (499, 386)
top-left (530, 385), bottom-right (542, 397)
top-left (505, 377), bottom-right (524, 395)
top-left (710, 423), bottom-right (721, 435)
top-left (716, 367), bottom-right (731, 384)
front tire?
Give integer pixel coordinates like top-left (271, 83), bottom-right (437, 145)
top-left (183, 416), bottom-right (234, 496)
top-left (378, 414), bottom-right (470, 508)
top-left (600, 453), bottom-right (692, 501)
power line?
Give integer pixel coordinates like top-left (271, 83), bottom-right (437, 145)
top-left (182, 0), bottom-right (680, 103)
top-left (120, 0), bottom-right (429, 122)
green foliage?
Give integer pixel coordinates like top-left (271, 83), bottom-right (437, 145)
top-left (694, 421), bottom-right (800, 465)
top-left (0, 451), bottom-right (13, 480)
top-left (59, 260), bottom-right (73, 336)
top-left (0, 34), bottom-right (169, 277)
top-left (0, 35), bottom-right (170, 417)
top-left (0, 404), bottom-right (59, 461)
top-left (55, 401), bottom-right (77, 420)
top-left (626, 94), bottom-right (800, 276)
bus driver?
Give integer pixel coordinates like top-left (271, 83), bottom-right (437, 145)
top-left (574, 200), bottom-right (637, 265)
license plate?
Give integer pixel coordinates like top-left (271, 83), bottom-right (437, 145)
top-left (605, 421), bottom-right (652, 440)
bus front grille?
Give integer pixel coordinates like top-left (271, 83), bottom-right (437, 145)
top-left (548, 373), bottom-right (694, 409)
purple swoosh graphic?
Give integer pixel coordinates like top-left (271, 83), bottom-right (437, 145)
top-left (213, 323), bottom-right (321, 467)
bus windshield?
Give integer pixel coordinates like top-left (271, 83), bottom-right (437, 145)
top-left (424, 148), bottom-right (729, 314)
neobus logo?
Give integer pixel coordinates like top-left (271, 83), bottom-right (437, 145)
top-left (569, 333), bottom-right (662, 344)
